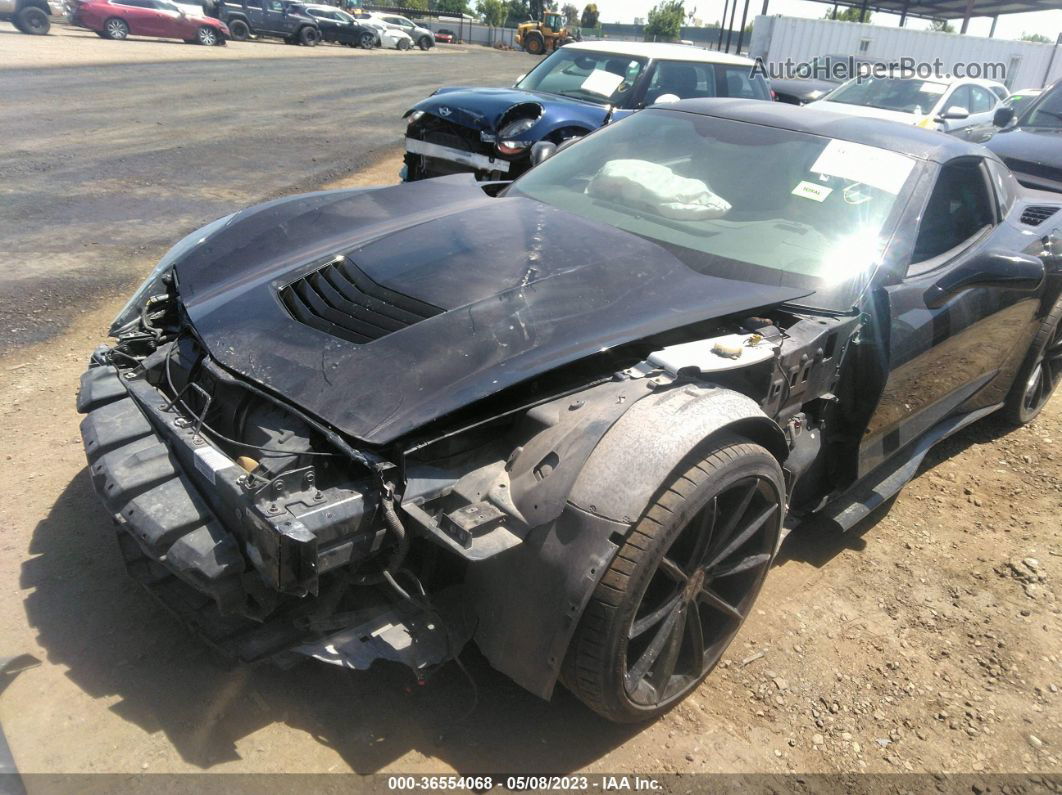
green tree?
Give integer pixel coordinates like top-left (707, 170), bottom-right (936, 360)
top-left (404, 0), bottom-right (428, 10)
top-left (435, 0), bottom-right (469, 14)
top-left (561, 2), bottom-right (578, 25)
top-left (478, 0), bottom-right (505, 26)
top-left (580, 2), bottom-right (598, 28)
top-left (824, 6), bottom-right (871, 23)
top-left (503, 0), bottom-right (529, 26)
top-left (1021, 32), bottom-right (1051, 43)
top-left (930, 18), bottom-right (955, 32)
top-left (644, 0), bottom-right (683, 41)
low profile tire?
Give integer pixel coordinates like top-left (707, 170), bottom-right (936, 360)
top-left (417, 35), bottom-right (431, 50)
top-left (396, 36), bottom-right (409, 50)
top-left (562, 438), bottom-right (784, 723)
top-left (298, 25), bottom-right (318, 45)
top-left (16, 5), bottom-right (50, 34)
top-left (195, 25), bottom-right (218, 45)
top-left (104, 16), bottom-right (128, 39)
top-left (524, 32), bottom-right (544, 55)
top-left (1004, 296), bottom-right (1062, 425)
top-left (227, 18), bottom-right (249, 40)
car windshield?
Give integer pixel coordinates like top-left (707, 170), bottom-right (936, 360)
top-left (515, 49), bottom-right (649, 106)
top-left (1022, 84), bottom-right (1062, 128)
top-left (508, 109), bottom-right (917, 311)
top-left (826, 76), bottom-right (947, 114)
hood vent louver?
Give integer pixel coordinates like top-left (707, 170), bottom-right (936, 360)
top-left (1020, 205), bottom-right (1059, 227)
top-left (280, 256), bottom-right (443, 345)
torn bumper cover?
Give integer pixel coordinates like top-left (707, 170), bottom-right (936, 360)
top-left (76, 362), bottom-right (466, 674)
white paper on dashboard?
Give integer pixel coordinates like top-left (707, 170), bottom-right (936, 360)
top-left (581, 69), bottom-right (625, 97)
top-left (810, 139), bottom-right (914, 195)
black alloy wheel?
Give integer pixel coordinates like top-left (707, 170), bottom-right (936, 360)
top-left (1006, 296), bottom-right (1062, 425)
top-left (563, 438), bottom-right (784, 722)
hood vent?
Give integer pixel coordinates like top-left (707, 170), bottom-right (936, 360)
top-left (280, 256), bottom-right (443, 344)
top-left (1020, 205), bottom-right (1059, 226)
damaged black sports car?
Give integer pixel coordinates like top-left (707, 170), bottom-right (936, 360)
top-left (78, 100), bottom-right (1062, 723)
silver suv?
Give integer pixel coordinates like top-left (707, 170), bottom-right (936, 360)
top-left (372, 12), bottom-right (433, 50)
top-left (0, 0), bottom-right (62, 33)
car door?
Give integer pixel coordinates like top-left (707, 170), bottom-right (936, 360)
top-left (260, 0), bottom-right (287, 32)
top-left (937, 84), bottom-right (976, 138)
top-left (243, 0), bottom-right (265, 30)
top-left (859, 156), bottom-right (1044, 476)
top-left (153, 0), bottom-right (193, 38)
top-left (110, 0), bottom-right (164, 34)
top-left (965, 84), bottom-right (1001, 143)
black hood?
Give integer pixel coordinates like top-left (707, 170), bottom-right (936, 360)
top-left (985, 126), bottom-right (1062, 185)
top-left (175, 177), bottom-right (807, 445)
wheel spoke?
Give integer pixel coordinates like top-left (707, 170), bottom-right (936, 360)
top-left (711, 480), bottom-right (758, 551)
top-left (658, 556), bottom-right (688, 584)
top-left (685, 496), bottom-right (717, 572)
top-left (629, 592), bottom-right (682, 639)
top-left (646, 605), bottom-right (686, 697)
top-left (705, 502), bottom-right (778, 571)
top-left (710, 552), bottom-right (771, 579)
top-left (685, 600), bottom-right (705, 674)
top-left (626, 601), bottom-right (683, 690)
top-left (698, 587), bottom-right (744, 621)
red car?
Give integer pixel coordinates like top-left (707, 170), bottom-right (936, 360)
top-left (72, 0), bottom-right (229, 44)
top-left (433, 28), bottom-right (453, 43)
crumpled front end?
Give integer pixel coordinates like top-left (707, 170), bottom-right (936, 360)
top-left (403, 88), bottom-right (562, 181)
top-left (76, 315), bottom-right (470, 674)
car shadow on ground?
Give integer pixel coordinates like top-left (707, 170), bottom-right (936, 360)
top-left (21, 470), bottom-right (639, 772)
top-left (775, 412), bottom-right (1015, 569)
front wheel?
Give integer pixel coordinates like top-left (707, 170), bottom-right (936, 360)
top-left (298, 25), bottom-right (318, 45)
top-left (103, 16), bottom-right (128, 39)
top-left (417, 35), bottom-right (431, 50)
top-left (357, 30), bottom-right (374, 48)
top-left (16, 5), bottom-right (50, 34)
top-left (227, 18), bottom-right (249, 40)
top-left (396, 36), bottom-right (409, 50)
top-left (523, 32), bottom-right (544, 55)
top-left (1004, 296), bottom-right (1062, 425)
top-left (196, 24), bottom-right (218, 45)
top-left (562, 438), bottom-right (784, 723)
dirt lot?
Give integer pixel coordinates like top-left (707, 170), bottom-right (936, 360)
top-left (1, 22), bottom-right (1060, 784)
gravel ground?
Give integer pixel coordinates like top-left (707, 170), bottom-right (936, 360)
top-left (0, 24), bottom-right (521, 355)
top-left (0, 23), bottom-right (1060, 784)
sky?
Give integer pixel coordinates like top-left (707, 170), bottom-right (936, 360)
top-left (601, 0), bottom-right (1062, 42)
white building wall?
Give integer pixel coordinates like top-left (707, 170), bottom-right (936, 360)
top-left (749, 16), bottom-right (1062, 90)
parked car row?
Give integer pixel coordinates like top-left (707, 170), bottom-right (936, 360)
top-left (402, 40), bottom-right (1048, 186)
top-left (6, 0), bottom-right (443, 48)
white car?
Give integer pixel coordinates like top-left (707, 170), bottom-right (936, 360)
top-left (353, 11), bottom-right (411, 49)
top-left (371, 11), bottom-right (433, 49)
top-left (813, 73), bottom-right (1008, 142)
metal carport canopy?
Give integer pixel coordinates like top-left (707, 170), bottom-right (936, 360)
top-left (848, 0), bottom-right (1058, 17)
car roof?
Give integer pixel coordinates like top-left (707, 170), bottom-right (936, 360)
top-left (561, 40), bottom-right (755, 66)
top-left (660, 98), bottom-right (983, 164)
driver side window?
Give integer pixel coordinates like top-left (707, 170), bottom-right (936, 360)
top-left (910, 159), bottom-right (995, 270)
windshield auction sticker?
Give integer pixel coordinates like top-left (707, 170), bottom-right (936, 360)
top-left (810, 139), bottom-right (914, 195)
top-left (581, 69), bottom-right (625, 97)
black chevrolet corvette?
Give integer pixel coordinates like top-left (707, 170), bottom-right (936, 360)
top-left (77, 100), bottom-right (1062, 722)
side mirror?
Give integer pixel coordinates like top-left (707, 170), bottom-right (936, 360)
top-left (529, 140), bottom-right (556, 166)
top-left (937, 106), bottom-right (970, 122)
top-left (924, 251), bottom-right (1044, 308)
top-left (993, 106), bottom-right (1016, 128)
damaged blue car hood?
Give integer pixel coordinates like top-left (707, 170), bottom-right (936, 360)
top-left (411, 86), bottom-right (611, 133)
top-left (174, 176), bottom-right (809, 446)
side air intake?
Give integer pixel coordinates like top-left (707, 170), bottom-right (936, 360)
top-left (1020, 205), bottom-right (1059, 227)
top-left (280, 257), bottom-right (442, 344)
